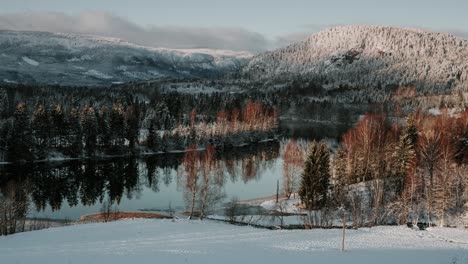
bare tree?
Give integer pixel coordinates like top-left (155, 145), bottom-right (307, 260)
top-left (0, 182), bottom-right (29, 236)
top-left (182, 145), bottom-right (199, 220)
top-left (282, 139), bottom-right (304, 199)
top-left (100, 198), bottom-right (119, 223)
top-left (199, 145), bottom-right (225, 219)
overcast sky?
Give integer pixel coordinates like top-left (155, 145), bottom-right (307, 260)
top-left (0, 0), bottom-right (467, 52)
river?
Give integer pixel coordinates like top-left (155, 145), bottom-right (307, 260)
top-left (0, 120), bottom-right (350, 220)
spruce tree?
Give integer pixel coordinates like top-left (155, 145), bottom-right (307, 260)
top-left (332, 147), bottom-right (349, 204)
top-left (393, 114), bottom-right (418, 193)
top-left (125, 105), bottom-right (141, 153)
top-left (50, 104), bottom-right (65, 148)
top-left (299, 140), bottom-right (330, 210)
top-left (110, 104), bottom-right (125, 153)
top-left (147, 119), bottom-right (158, 151)
top-left (7, 102), bottom-right (33, 162)
top-left (97, 106), bottom-right (111, 153)
top-left (81, 106), bottom-right (98, 157)
top-left (31, 104), bottom-right (50, 159)
top-left (67, 107), bottom-right (83, 157)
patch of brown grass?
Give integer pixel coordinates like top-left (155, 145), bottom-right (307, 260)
top-left (80, 212), bottom-right (172, 222)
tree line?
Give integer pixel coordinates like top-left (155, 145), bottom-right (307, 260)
top-left (0, 85), bottom-right (279, 162)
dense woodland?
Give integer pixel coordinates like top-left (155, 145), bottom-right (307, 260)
top-left (0, 85), bottom-right (280, 162)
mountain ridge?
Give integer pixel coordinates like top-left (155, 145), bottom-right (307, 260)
top-left (1, 25), bottom-right (467, 95)
top-left (243, 25), bottom-right (468, 94)
top-left (0, 30), bottom-right (253, 86)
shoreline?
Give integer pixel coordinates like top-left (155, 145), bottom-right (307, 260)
top-left (0, 137), bottom-right (279, 165)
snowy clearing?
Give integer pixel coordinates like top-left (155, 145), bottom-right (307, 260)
top-left (0, 219), bottom-right (467, 264)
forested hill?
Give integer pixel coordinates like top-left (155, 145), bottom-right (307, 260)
top-left (0, 31), bottom-right (252, 86)
top-left (242, 25), bottom-right (468, 95)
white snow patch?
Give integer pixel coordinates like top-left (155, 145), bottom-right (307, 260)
top-left (3, 79), bottom-right (18, 84)
top-left (73, 66), bottom-right (86, 70)
top-left (22, 56), bottom-right (39, 66)
top-left (84, 69), bottom-right (113, 79)
top-left (67, 55), bottom-right (92, 62)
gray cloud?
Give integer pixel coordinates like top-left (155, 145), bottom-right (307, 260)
top-left (4, 12), bottom-right (462, 54)
top-left (272, 24), bottom-right (342, 48)
top-left (273, 32), bottom-right (311, 48)
top-left (0, 11), bottom-right (270, 52)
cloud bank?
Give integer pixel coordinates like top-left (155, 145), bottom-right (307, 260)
top-left (0, 11), bottom-right (272, 52)
top-left (2, 12), bottom-right (463, 53)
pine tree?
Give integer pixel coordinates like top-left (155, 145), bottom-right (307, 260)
top-left (299, 140), bottom-right (330, 210)
top-left (0, 122), bottom-right (10, 161)
top-left (158, 132), bottom-right (168, 152)
top-left (171, 130), bottom-right (184, 151)
top-left (50, 104), bottom-right (65, 148)
top-left (67, 107), bottom-right (83, 157)
top-left (147, 119), bottom-right (158, 151)
top-left (31, 104), bottom-right (50, 159)
top-left (393, 114), bottom-right (418, 193)
top-left (97, 106), bottom-right (111, 154)
top-left (125, 105), bottom-right (141, 154)
top-left (7, 102), bottom-right (33, 162)
top-left (81, 106), bottom-right (98, 157)
top-left (109, 104), bottom-right (125, 153)
top-left (332, 147), bottom-right (350, 204)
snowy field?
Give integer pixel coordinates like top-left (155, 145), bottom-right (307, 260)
top-left (1, 219), bottom-right (467, 264)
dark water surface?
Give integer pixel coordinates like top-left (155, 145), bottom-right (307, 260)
top-left (0, 121), bottom-right (350, 220)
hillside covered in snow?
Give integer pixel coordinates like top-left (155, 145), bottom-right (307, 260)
top-left (243, 25), bottom-right (468, 95)
top-left (0, 31), bottom-right (253, 86)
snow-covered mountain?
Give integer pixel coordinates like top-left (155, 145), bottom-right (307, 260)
top-left (0, 31), bottom-right (253, 86)
top-left (243, 25), bottom-right (468, 94)
top-left (2, 26), bottom-right (467, 94)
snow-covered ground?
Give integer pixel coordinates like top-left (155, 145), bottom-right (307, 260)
top-left (1, 219), bottom-right (467, 264)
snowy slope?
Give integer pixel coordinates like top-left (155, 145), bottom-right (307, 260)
top-left (0, 219), bottom-right (467, 264)
top-left (243, 25), bottom-right (468, 94)
top-left (0, 31), bottom-right (253, 86)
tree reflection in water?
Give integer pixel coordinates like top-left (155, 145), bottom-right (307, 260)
top-left (0, 141), bottom-right (280, 216)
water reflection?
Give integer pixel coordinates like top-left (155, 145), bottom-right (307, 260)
top-left (0, 142), bottom-right (280, 219)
